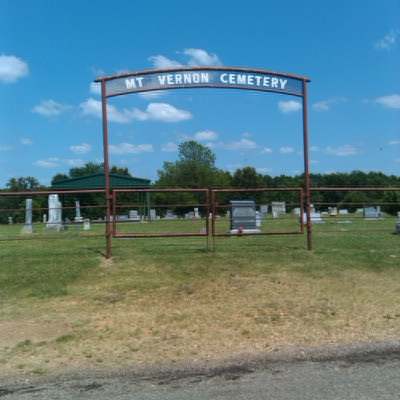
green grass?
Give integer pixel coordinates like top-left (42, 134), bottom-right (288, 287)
top-left (0, 215), bottom-right (399, 300)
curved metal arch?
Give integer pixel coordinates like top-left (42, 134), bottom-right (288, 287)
top-left (95, 66), bottom-right (310, 99)
top-left (98, 66), bottom-right (313, 257)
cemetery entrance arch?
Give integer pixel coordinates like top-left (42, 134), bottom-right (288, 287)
top-left (95, 66), bottom-right (312, 258)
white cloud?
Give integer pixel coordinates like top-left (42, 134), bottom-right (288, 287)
top-left (224, 138), bottom-right (257, 150)
top-left (0, 145), bottom-right (13, 151)
top-left (80, 97), bottom-right (134, 123)
top-left (278, 100), bottom-right (302, 113)
top-left (183, 48), bottom-right (222, 66)
top-left (256, 167), bottom-right (272, 174)
top-left (138, 103), bottom-right (192, 122)
top-left (149, 48), bottom-right (221, 69)
top-left (161, 142), bottom-right (178, 152)
top-left (148, 55), bottom-right (182, 69)
top-left (0, 54), bottom-right (29, 83)
top-left (138, 91), bottom-right (166, 99)
top-left (109, 142), bottom-right (154, 155)
top-left (261, 147), bottom-right (273, 154)
top-left (34, 158), bottom-right (60, 168)
top-left (375, 94), bottom-right (400, 109)
top-left (70, 143), bottom-right (91, 154)
top-left (20, 137), bottom-right (33, 145)
top-left (90, 82), bottom-right (101, 95)
top-left (32, 99), bottom-right (71, 117)
top-left (374, 29), bottom-right (399, 50)
top-left (389, 140), bottom-right (400, 145)
top-left (325, 144), bottom-right (359, 156)
top-left (64, 158), bottom-right (84, 167)
top-left (279, 146), bottom-right (295, 154)
top-left (194, 130), bottom-right (218, 141)
top-left (312, 97), bottom-right (347, 111)
top-left (80, 98), bottom-right (192, 123)
top-left (33, 157), bottom-right (85, 168)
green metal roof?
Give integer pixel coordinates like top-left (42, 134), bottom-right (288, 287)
top-left (51, 173), bottom-right (151, 190)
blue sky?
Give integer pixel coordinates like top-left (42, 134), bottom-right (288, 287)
top-left (0, 0), bottom-right (399, 186)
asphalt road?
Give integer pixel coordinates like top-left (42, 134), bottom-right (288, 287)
top-left (2, 343), bottom-right (400, 399)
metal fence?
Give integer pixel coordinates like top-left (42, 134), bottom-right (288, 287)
top-left (0, 187), bottom-right (399, 257)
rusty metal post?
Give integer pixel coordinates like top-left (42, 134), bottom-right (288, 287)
top-left (302, 80), bottom-right (312, 250)
top-left (112, 190), bottom-right (117, 237)
top-left (101, 79), bottom-right (112, 258)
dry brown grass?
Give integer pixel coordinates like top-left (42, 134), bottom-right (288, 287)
top-left (2, 268), bottom-right (400, 376)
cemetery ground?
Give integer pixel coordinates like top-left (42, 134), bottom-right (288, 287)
top-left (0, 216), bottom-right (400, 379)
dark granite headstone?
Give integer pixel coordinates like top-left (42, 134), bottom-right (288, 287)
top-left (230, 200), bottom-right (257, 230)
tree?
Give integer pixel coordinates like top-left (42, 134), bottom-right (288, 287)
top-left (178, 141), bottom-right (216, 166)
top-left (156, 141), bottom-right (223, 188)
top-left (6, 176), bottom-right (41, 191)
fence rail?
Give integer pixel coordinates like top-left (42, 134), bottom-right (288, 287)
top-left (0, 187), bottom-right (399, 256)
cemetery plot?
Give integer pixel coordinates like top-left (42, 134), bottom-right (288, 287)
top-left (211, 188), bottom-right (304, 236)
top-left (0, 190), bottom-right (107, 241)
top-left (310, 188), bottom-right (400, 234)
top-left (112, 188), bottom-right (210, 238)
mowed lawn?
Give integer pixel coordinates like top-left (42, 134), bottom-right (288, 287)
top-left (0, 216), bottom-right (400, 377)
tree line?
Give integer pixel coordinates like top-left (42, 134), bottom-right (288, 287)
top-left (0, 141), bottom-right (399, 223)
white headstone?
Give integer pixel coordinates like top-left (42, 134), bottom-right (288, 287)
top-left (292, 207), bottom-right (301, 216)
top-left (74, 200), bottom-right (83, 222)
top-left (22, 199), bottom-right (33, 233)
top-left (46, 194), bottom-right (63, 231)
top-left (194, 207), bottom-right (200, 219)
top-left (271, 202), bottom-right (286, 218)
top-left (164, 210), bottom-right (178, 220)
top-left (260, 205), bottom-right (269, 216)
top-left (8, 216), bottom-right (13, 225)
top-left (303, 212), bottom-right (325, 224)
top-left (128, 210), bottom-right (140, 221)
top-left (255, 211), bottom-right (262, 227)
top-left (83, 218), bottom-right (91, 230)
top-left (149, 209), bottom-right (157, 220)
top-left (43, 214), bottom-right (47, 224)
top-left (328, 207), bottom-right (338, 216)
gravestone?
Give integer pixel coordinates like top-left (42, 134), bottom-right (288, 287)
top-left (339, 209), bottom-right (349, 215)
top-left (83, 218), bottom-right (91, 231)
top-left (46, 194), bottom-right (63, 231)
top-left (255, 211), bottom-right (262, 227)
top-left (74, 200), bottom-right (83, 222)
top-left (194, 207), bottom-right (200, 219)
top-left (271, 202), bottom-right (286, 218)
top-left (149, 209), bottom-right (157, 221)
top-left (260, 204), bottom-right (269, 216)
top-left (185, 211), bottom-right (195, 219)
top-left (21, 198), bottom-right (33, 233)
top-left (164, 210), bottom-right (177, 219)
top-left (328, 207), bottom-right (338, 217)
top-left (230, 200), bottom-right (260, 234)
top-left (8, 216), bottom-right (13, 225)
top-left (43, 214), bottom-right (47, 224)
top-left (363, 206), bottom-right (381, 219)
top-left (128, 210), bottom-right (140, 221)
top-left (303, 211), bottom-right (324, 224)
top-left (292, 207), bottom-right (301, 216)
